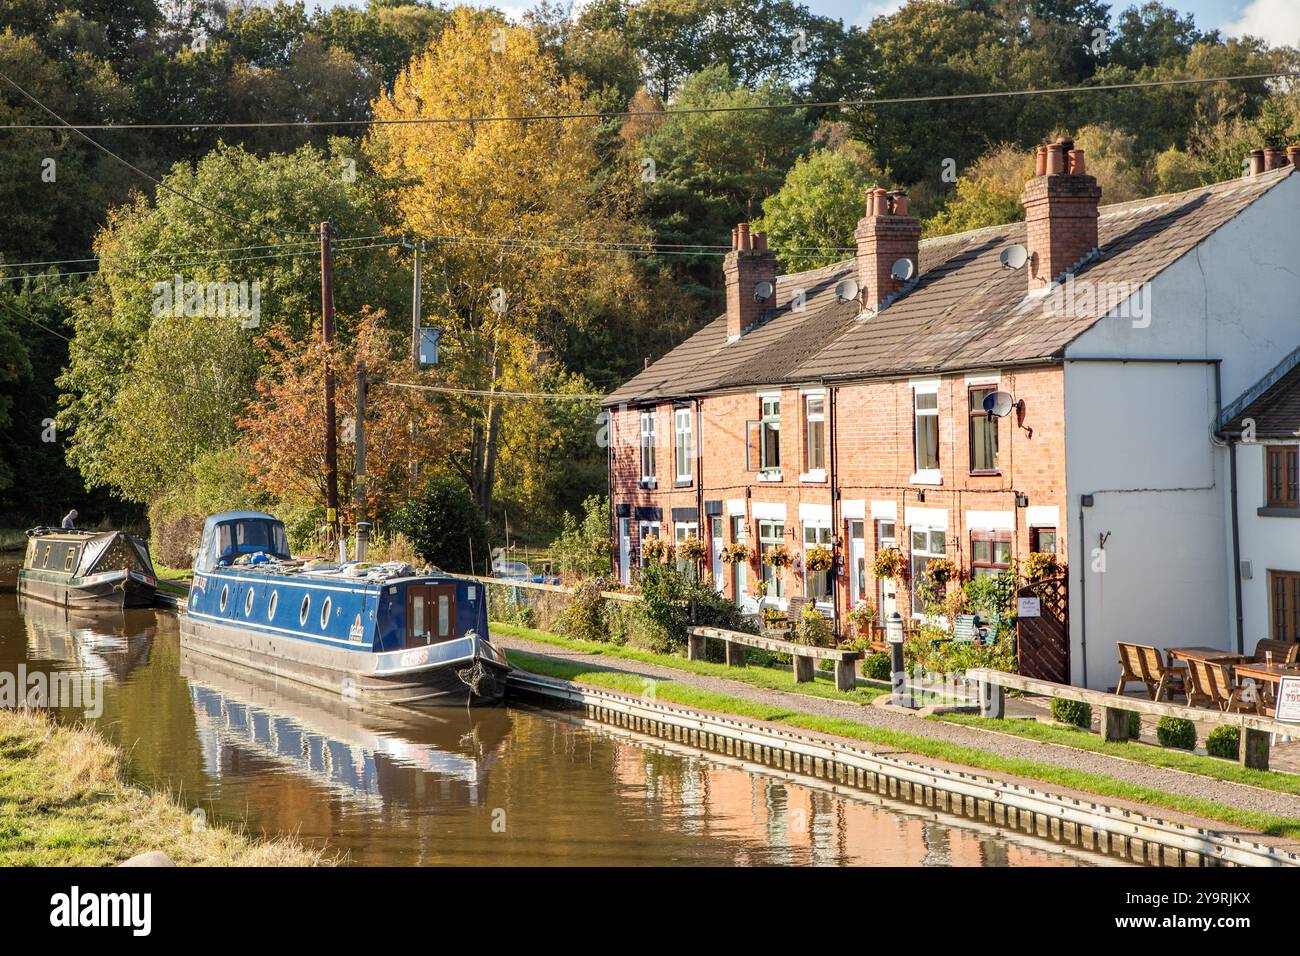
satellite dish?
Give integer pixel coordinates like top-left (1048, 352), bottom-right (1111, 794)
top-left (890, 257), bottom-right (915, 281)
top-left (982, 390), bottom-right (1017, 418)
top-left (835, 278), bottom-right (860, 302)
top-left (1000, 244), bottom-right (1028, 270)
top-left (753, 280), bottom-right (774, 302)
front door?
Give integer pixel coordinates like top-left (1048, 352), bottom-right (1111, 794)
top-left (710, 516), bottom-right (725, 594)
top-left (406, 584), bottom-right (457, 648)
top-left (618, 518), bottom-right (631, 585)
top-left (849, 519), bottom-right (866, 605)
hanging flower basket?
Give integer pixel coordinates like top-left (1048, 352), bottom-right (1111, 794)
top-left (763, 544), bottom-right (793, 569)
top-left (1023, 551), bottom-right (1061, 582)
top-left (641, 536), bottom-right (670, 563)
top-left (721, 543), bottom-right (750, 565)
top-left (676, 535), bottom-right (706, 562)
top-left (926, 557), bottom-right (958, 585)
top-left (872, 546), bottom-right (905, 580)
top-left (803, 544), bottom-right (834, 573)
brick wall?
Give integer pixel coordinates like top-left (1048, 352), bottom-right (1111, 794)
top-left (608, 364), bottom-right (1067, 630)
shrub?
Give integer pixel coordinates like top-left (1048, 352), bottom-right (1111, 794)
top-left (863, 652), bottom-right (892, 681)
top-left (556, 577), bottom-right (609, 644)
top-left (847, 600), bottom-right (876, 635)
top-left (1156, 716), bottom-right (1197, 750)
top-left (551, 495), bottom-right (612, 578)
top-left (633, 561), bottom-right (755, 654)
top-left (1022, 551), bottom-right (1062, 582)
top-left (1206, 725), bottom-right (1240, 760)
top-left (1125, 710), bottom-right (1141, 739)
top-left (390, 475), bottom-right (490, 573)
top-left (795, 604), bottom-right (833, 647)
top-left (148, 500), bottom-right (205, 569)
top-left (1050, 698), bottom-right (1092, 728)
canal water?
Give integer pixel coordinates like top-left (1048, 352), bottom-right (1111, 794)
top-left (0, 562), bottom-right (1094, 866)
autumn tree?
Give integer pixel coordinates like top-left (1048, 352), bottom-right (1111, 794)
top-left (239, 308), bottom-right (438, 528)
top-left (365, 8), bottom-right (641, 517)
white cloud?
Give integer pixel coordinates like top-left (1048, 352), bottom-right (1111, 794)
top-left (853, 1), bottom-right (906, 30)
top-left (1221, 0), bottom-right (1300, 48)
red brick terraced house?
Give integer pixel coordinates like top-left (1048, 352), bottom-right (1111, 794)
top-left (604, 140), bottom-right (1300, 690)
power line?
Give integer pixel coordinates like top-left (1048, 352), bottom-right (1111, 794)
top-left (0, 234), bottom-right (394, 271)
top-left (384, 380), bottom-right (604, 401)
top-left (0, 64), bottom-right (318, 238)
top-left (1, 71), bottom-right (1294, 131)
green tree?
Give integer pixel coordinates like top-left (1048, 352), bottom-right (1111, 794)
top-left (552, 494), bottom-right (614, 578)
top-left (391, 474), bottom-right (491, 573)
top-left (754, 142), bottom-right (885, 271)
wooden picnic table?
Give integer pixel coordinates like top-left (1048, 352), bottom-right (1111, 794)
top-left (1167, 646), bottom-right (1248, 664)
top-left (1230, 661), bottom-right (1300, 712)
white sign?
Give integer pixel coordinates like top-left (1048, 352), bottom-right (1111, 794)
top-left (1275, 676), bottom-right (1300, 722)
top-left (1017, 596), bottom-right (1041, 618)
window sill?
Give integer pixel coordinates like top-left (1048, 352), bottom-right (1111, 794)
top-left (910, 471), bottom-right (942, 486)
top-left (800, 469), bottom-right (827, 483)
top-left (1258, 506), bottom-right (1300, 518)
top-left (639, 479), bottom-right (657, 490)
top-left (968, 470), bottom-right (1001, 478)
top-left (673, 479), bottom-right (693, 488)
top-left (758, 470), bottom-right (783, 482)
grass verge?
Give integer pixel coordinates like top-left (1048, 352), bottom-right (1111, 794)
top-left (491, 621), bottom-right (885, 706)
top-left (0, 709), bottom-right (329, 866)
top-left (934, 713), bottom-right (1300, 796)
top-left (507, 649), bottom-right (1300, 839)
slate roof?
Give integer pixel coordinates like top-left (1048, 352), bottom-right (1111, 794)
top-left (1221, 352), bottom-right (1300, 440)
top-left (606, 166), bottom-right (1293, 406)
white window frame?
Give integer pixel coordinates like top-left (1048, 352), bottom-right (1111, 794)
top-left (910, 380), bottom-right (941, 485)
top-left (639, 410), bottom-right (656, 487)
top-left (637, 520), bottom-right (660, 567)
top-left (674, 407), bottom-right (693, 483)
top-left (759, 394), bottom-right (781, 480)
top-left (674, 521), bottom-right (698, 578)
top-left (909, 526), bottom-right (946, 618)
top-left (758, 519), bottom-right (786, 605)
top-left (802, 392), bottom-right (826, 482)
top-left (802, 521), bottom-right (833, 607)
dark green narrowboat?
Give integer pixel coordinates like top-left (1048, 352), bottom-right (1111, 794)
top-left (18, 528), bottom-right (158, 610)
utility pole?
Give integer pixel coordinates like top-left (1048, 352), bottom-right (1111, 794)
top-left (321, 221), bottom-right (340, 547)
top-left (411, 238), bottom-right (424, 369)
top-left (354, 359), bottom-right (369, 562)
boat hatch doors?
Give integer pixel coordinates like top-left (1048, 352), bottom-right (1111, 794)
top-left (406, 584), bottom-right (457, 647)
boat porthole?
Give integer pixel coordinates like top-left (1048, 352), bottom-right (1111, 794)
top-left (299, 594), bottom-right (311, 626)
top-left (267, 590), bottom-right (278, 620)
top-left (219, 585), bottom-right (229, 612)
top-left (320, 597), bottom-right (332, 629)
top-left (244, 588), bottom-right (255, 617)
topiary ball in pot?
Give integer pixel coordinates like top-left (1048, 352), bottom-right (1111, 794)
top-left (1050, 698), bottom-right (1092, 728)
top-left (1156, 716), bottom-right (1197, 750)
top-left (1206, 725), bottom-right (1240, 760)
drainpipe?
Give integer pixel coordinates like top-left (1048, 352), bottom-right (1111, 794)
top-left (696, 398), bottom-right (705, 586)
top-left (606, 406), bottom-right (615, 578)
top-left (1078, 494), bottom-right (1092, 688)
top-left (1228, 438), bottom-right (1245, 655)
top-left (829, 385), bottom-right (840, 636)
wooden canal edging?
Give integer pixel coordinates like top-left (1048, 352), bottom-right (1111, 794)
top-left (687, 626), bottom-right (861, 691)
top-left (969, 668), bottom-right (1297, 771)
top-left (507, 670), bottom-right (1300, 867)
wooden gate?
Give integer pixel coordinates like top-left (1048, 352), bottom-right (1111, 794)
top-left (1016, 576), bottom-right (1069, 683)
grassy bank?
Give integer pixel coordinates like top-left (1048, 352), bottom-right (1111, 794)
top-left (0, 528), bottom-right (27, 553)
top-left (935, 713), bottom-right (1300, 796)
top-left (0, 709), bottom-right (328, 866)
top-left (507, 649), bottom-right (1300, 839)
top-left (490, 621), bottom-right (886, 706)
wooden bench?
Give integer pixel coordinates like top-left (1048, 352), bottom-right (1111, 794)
top-left (688, 625), bottom-right (862, 691)
top-left (1251, 638), bottom-right (1299, 664)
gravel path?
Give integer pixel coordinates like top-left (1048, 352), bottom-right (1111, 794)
top-left (495, 632), bottom-right (1300, 826)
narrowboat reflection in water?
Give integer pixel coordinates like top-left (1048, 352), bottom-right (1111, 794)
top-left (181, 649), bottom-right (508, 805)
top-left (18, 528), bottom-right (157, 610)
top-left (180, 511), bottom-right (509, 706)
top-left (19, 595), bottom-right (155, 682)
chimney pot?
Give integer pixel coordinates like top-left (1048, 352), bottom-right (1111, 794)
top-left (855, 188), bottom-right (920, 313)
top-left (1287, 145), bottom-right (1300, 168)
top-left (1249, 149), bottom-right (1265, 176)
top-left (889, 190), bottom-right (909, 217)
top-left (1068, 149), bottom-right (1086, 176)
top-left (753, 232), bottom-right (767, 253)
top-left (1035, 145), bottom-right (1048, 176)
top-left (1045, 143), bottom-right (1066, 176)
top-left (1264, 147), bottom-right (1283, 171)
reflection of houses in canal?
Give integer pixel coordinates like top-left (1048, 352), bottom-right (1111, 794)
top-left (181, 650), bottom-right (510, 808)
top-left (19, 595), bottom-right (155, 682)
top-left (613, 738), bottom-right (1075, 867)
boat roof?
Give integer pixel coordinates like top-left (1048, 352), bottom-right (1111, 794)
top-left (202, 510), bottom-right (280, 531)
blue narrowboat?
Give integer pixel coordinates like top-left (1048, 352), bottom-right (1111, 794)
top-left (179, 511), bottom-right (509, 706)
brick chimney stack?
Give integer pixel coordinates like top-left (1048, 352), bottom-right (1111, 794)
top-left (723, 222), bottom-right (777, 341)
top-left (1021, 138), bottom-right (1103, 291)
top-left (854, 187), bottom-right (921, 313)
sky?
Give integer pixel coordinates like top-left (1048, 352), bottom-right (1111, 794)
top-left (304, 0), bottom-right (1300, 49)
